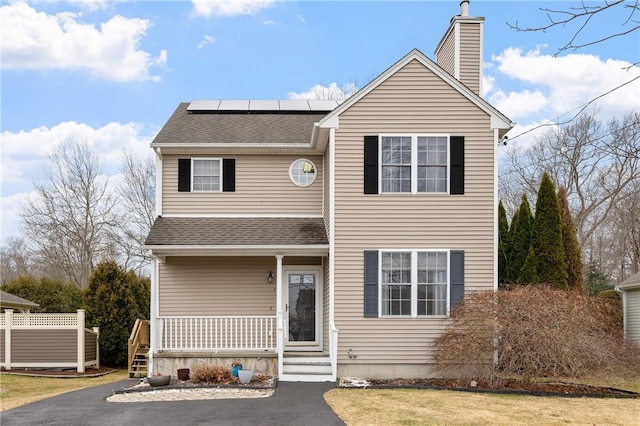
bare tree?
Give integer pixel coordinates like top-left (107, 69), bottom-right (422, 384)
top-left (0, 236), bottom-right (33, 284)
top-left (111, 151), bottom-right (156, 274)
top-left (508, 0), bottom-right (640, 66)
top-left (20, 140), bottom-right (119, 288)
top-left (500, 111), bottom-right (640, 281)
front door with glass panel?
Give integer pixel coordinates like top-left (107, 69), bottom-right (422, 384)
top-left (286, 271), bottom-right (321, 349)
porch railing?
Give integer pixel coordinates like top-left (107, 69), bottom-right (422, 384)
top-left (157, 316), bottom-right (277, 352)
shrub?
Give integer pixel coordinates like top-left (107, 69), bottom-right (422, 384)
top-left (84, 261), bottom-right (147, 367)
top-left (1, 275), bottom-right (82, 312)
top-left (190, 363), bottom-right (233, 384)
top-left (432, 285), bottom-right (640, 381)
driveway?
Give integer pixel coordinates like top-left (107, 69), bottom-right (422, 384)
top-left (1, 380), bottom-right (345, 426)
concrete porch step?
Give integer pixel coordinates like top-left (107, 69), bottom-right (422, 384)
top-left (279, 372), bottom-right (334, 382)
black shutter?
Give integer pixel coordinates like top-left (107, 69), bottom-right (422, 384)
top-left (364, 136), bottom-right (378, 194)
top-left (178, 159), bottom-right (191, 192)
top-left (450, 136), bottom-right (465, 194)
top-left (450, 250), bottom-right (465, 309)
top-left (222, 158), bottom-right (236, 192)
top-left (364, 251), bottom-right (379, 317)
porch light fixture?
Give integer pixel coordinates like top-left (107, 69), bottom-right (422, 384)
top-left (267, 271), bottom-right (274, 283)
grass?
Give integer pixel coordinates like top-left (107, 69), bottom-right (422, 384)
top-left (325, 377), bottom-right (640, 426)
top-left (0, 369), bottom-right (128, 412)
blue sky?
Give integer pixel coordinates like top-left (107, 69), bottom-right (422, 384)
top-left (1, 0), bottom-right (639, 241)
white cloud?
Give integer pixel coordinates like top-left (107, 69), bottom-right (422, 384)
top-left (489, 47), bottom-right (640, 120)
top-left (263, 19), bottom-right (277, 26)
top-left (288, 82), bottom-right (358, 102)
top-left (191, 0), bottom-right (275, 17)
top-left (197, 35), bottom-right (216, 49)
top-left (490, 89), bottom-right (548, 120)
top-left (65, 0), bottom-right (128, 11)
top-left (0, 2), bottom-right (167, 82)
top-left (1, 120), bottom-right (154, 241)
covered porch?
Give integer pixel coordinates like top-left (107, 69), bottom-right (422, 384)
top-left (145, 217), bottom-right (336, 381)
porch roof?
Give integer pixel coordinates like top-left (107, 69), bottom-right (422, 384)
top-left (145, 216), bottom-right (329, 256)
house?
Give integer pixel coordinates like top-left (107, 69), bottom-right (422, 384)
top-left (1, 290), bottom-right (39, 313)
top-left (144, 0), bottom-right (512, 381)
top-left (616, 272), bottom-right (640, 346)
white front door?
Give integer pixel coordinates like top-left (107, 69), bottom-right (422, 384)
top-left (285, 268), bottom-right (322, 350)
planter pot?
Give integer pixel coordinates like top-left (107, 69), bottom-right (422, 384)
top-left (232, 364), bottom-right (242, 377)
top-left (177, 368), bottom-right (190, 381)
top-left (238, 369), bottom-right (253, 384)
top-left (148, 375), bottom-right (171, 387)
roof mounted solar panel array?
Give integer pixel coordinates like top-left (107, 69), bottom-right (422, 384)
top-left (187, 99), bottom-right (339, 113)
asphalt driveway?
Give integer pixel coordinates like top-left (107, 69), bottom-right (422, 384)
top-left (1, 380), bottom-right (345, 426)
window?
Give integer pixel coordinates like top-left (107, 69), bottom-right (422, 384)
top-left (379, 250), bottom-right (449, 317)
top-left (289, 159), bottom-right (317, 187)
top-left (178, 158), bottom-right (235, 192)
top-left (364, 135), bottom-right (464, 195)
top-left (380, 135), bottom-right (448, 193)
top-left (364, 250), bottom-right (464, 318)
top-left (192, 159), bottom-right (221, 191)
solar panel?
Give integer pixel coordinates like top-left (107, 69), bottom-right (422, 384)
top-left (187, 99), bottom-right (339, 112)
top-left (187, 100), bottom-right (220, 111)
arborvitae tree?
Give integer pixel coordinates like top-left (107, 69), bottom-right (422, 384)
top-left (84, 261), bottom-right (144, 366)
top-left (558, 186), bottom-right (585, 293)
top-left (498, 201), bottom-right (510, 285)
top-left (532, 173), bottom-right (568, 289)
top-left (585, 262), bottom-right (613, 296)
top-left (506, 195), bottom-right (533, 284)
top-left (518, 247), bottom-right (540, 284)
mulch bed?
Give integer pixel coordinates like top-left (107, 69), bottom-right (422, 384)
top-left (358, 378), bottom-right (639, 398)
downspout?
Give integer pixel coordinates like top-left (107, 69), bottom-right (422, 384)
top-left (276, 255), bottom-right (284, 379)
top-left (148, 255), bottom-right (159, 376)
top-left (329, 127), bottom-right (338, 380)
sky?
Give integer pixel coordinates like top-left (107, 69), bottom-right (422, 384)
top-left (1, 0), bottom-right (639, 242)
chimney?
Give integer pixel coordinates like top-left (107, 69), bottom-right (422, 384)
top-left (434, 0), bottom-right (484, 95)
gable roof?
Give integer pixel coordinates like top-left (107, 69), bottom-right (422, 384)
top-left (151, 103), bottom-right (328, 152)
top-left (318, 48), bottom-right (513, 135)
top-left (617, 271), bottom-right (640, 290)
top-left (1, 290), bottom-right (39, 310)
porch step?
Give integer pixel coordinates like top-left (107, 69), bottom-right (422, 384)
top-left (129, 349), bottom-right (149, 378)
top-left (281, 354), bottom-right (333, 381)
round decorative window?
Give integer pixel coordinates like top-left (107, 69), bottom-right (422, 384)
top-left (289, 158), bottom-right (317, 187)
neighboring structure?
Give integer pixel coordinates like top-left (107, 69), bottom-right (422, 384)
top-left (145, 1), bottom-right (513, 381)
top-left (1, 290), bottom-right (39, 313)
top-left (616, 271), bottom-right (640, 346)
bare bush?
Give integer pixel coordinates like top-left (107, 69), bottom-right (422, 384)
top-left (190, 363), bottom-right (233, 384)
top-left (433, 286), bottom-right (640, 381)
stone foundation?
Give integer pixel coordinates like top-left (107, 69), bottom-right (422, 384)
top-left (152, 351), bottom-right (278, 378)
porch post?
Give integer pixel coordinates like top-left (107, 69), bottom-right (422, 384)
top-left (149, 256), bottom-right (159, 376)
top-left (275, 254), bottom-right (284, 377)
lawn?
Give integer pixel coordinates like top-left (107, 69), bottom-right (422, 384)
top-left (0, 370), bottom-right (128, 412)
top-left (325, 377), bottom-right (640, 426)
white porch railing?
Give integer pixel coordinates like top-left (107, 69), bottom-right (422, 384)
top-left (157, 316), bottom-right (277, 352)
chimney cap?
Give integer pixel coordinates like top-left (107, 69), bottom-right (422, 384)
top-left (460, 0), bottom-right (469, 16)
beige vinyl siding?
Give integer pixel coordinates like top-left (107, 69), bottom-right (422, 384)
top-left (333, 59), bottom-right (495, 367)
top-left (12, 330), bottom-right (77, 362)
top-left (159, 257), bottom-right (277, 316)
top-left (163, 154), bottom-right (323, 215)
top-left (626, 289), bottom-right (640, 344)
top-left (459, 22), bottom-right (481, 95)
top-left (435, 27), bottom-right (456, 77)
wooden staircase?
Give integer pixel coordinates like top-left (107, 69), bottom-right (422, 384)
top-left (128, 319), bottom-right (150, 378)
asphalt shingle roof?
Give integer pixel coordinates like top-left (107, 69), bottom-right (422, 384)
top-left (1, 290), bottom-right (39, 308)
top-left (151, 103), bottom-right (328, 146)
top-left (145, 217), bottom-right (328, 246)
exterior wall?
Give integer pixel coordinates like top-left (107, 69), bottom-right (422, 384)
top-left (625, 288), bottom-right (640, 345)
top-left (159, 257), bottom-right (277, 316)
top-left (159, 256), bottom-right (323, 316)
top-left (162, 154), bottom-right (323, 215)
top-left (12, 330), bottom-right (76, 363)
top-left (154, 353), bottom-right (277, 377)
top-left (459, 22), bottom-right (481, 95)
top-left (332, 59), bottom-right (495, 377)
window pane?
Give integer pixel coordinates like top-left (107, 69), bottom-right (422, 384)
top-left (193, 159), bottom-right (221, 191)
top-left (417, 252), bottom-right (448, 316)
top-left (382, 137), bottom-right (411, 193)
top-left (381, 251), bottom-right (411, 316)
